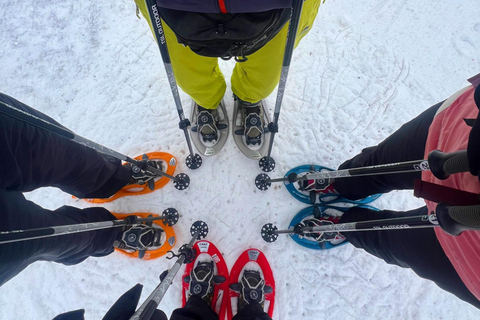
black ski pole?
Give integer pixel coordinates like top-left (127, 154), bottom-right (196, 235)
top-left (144, 0), bottom-right (202, 170)
top-left (0, 99), bottom-right (190, 190)
top-left (0, 208), bottom-right (179, 245)
top-left (255, 150), bottom-right (470, 190)
top-left (259, 0), bottom-right (304, 173)
top-left (261, 203), bottom-right (480, 243)
top-left (130, 221), bottom-right (209, 320)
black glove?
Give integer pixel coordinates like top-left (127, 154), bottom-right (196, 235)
top-left (102, 284), bottom-right (168, 320)
top-left (467, 85), bottom-right (480, 177)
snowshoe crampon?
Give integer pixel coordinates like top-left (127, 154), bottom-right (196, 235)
top-left (182, 241), bottom-right (229, 319)
top-left (289, 205), bottom-right (378, 250)
top-left (284, 165), bottom-right (381, 205)
top-left (227, 249), bottom-right (275, 320)
top-left (111, 212), bottom-right (176, 260)
top-left (84, 152), bottom-right (177, 203)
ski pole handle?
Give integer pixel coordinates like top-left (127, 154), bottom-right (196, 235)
top-left (436, 203), bottom-right (480, 236)
top-left (428, 150), bottom-right (469, 180)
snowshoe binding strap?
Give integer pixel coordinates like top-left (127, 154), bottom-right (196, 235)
top-left (297, 166), bottom-right (334, 193)
top-left (130, 159), bottom-right (164, 188)
top-left (297, 218), bottom-right (339, 242)
top-left (231, 270), bottom-right (272, 308)
top-left (184, 261), bottom-right (215, 304)
top-left (244, 111), bottom-right (263, 147)
top-left (197, 110), bottom-right (219, 144)
top-left (115, 224), bottom-right (163, 252)
top-left (190, 101), bottom-right (229, 156)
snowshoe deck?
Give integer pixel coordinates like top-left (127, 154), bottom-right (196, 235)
top-left (83, 152), bottom-right (177, 203)
top-left (111, 212), bottom-right (176, 260)
top-left (284, 165), bottom-right (382, 205)
top-left (190, 100), bottom-right (229, 156)
top-left (182, 241), bottom-right (229, 319)
top-left (227, 249), bottom-right (275, 320)
top-left (232, 98), bottom-right (271, 160)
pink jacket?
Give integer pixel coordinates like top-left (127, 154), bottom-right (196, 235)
top-left (422, 85), bottom-right (480, 300)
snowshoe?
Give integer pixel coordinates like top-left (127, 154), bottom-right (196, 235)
top-left (190, 100), bottom-right (229, 156)
top-left (84, 152), bottom-right (177, 203)
top-left (289, 205), bottom-right (378, 250)
top-left (227, 249), bottom-right (275, 320)
top-left (232, 96), bottom-right (271, 160)
top-left (284, 164), bottom-right (382, 205)
top-left (111, 212), bottom-right (176, 260)
top-left (182, 241), bottom-right (229, 318)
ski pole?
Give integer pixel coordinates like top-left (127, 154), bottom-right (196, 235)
top-left (0, 99), bottom-right (190, 190)
top-left (144, 0), bottom-right (202, 170)
top-left (259, 0), bottom-right (304, 173)
top-left (255, 150), bottom-right (470, 190)
top-left (261, 203), bottom-right (480, 243)
top-left (130, 221), bottom-right (209, 320)
top-left (0, 209), bottom-right (179, 245)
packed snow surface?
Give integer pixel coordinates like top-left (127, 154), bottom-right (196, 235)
top-left (1, 0), bottom-right (480, 319)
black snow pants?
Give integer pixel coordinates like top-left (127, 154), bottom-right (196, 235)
top-left (170, 296), bottom-right (272, 320)
top-left (334, 101), bottom-right (480, 308)
top-left (0, 93), bottom-right (132, 286)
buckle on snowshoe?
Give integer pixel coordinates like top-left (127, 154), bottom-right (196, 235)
top-left (198, 110), bottom-right (219, 143)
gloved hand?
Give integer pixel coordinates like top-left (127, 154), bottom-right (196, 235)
top-left (467, 85), bottom-right (480, 177)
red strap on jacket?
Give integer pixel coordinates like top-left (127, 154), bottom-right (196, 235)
top-left (218, 0), bottom-right (227, 13)
top-left (414, 180), bottom-right (480, 206)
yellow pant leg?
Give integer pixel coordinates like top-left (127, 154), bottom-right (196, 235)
top-left (134, 0), bottom-right (226, 109)
top-left (231, 0), bottom-right (322, 103)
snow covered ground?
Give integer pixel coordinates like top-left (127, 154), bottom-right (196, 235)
top-left (1, 0), bottom-right (480, 319)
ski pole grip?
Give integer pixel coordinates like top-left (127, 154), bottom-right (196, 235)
top-left (436, 203), bottom-right (480, 236)
top-left (428, 150), bottom-right (469, 180)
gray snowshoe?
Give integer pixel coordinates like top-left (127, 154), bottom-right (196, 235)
top-left (190, 100), bottom-right (229, 156)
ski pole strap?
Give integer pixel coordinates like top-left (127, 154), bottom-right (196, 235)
top-left (436, 203), bottom-right (480, 236)
top-left (414, 180), bottom-right (480, 206)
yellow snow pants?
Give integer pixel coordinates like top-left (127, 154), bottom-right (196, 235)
top-left (135, 0), bottom-right (321, 109)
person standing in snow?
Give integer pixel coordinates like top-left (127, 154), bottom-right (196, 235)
top-left (134, 0), bottom-right (322, 158)
top-left (0, 93), bottom-right (163, 286)
top-left (305, 74), bottom-right (480, 308)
